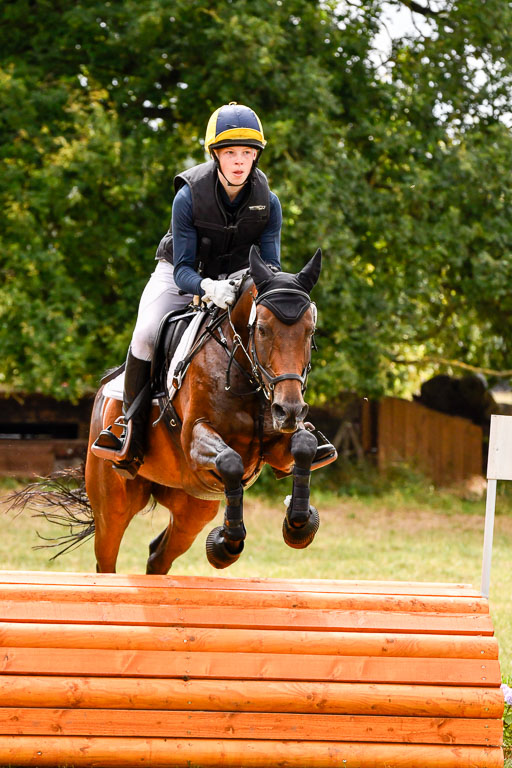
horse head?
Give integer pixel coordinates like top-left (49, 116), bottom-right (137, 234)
top-left (248, 246), bottom-right (321, 433)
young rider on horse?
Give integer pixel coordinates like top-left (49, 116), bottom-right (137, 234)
top-left (93, 102), bottom-right (335, 480)
top-left (93, 102), bottom-right (283, 478)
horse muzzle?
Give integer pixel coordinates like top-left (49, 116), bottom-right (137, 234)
top-left (271, 400), bottom-right (309, 433)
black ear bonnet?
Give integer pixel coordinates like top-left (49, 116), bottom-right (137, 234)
top-left (255, 273), bottom-right (312, 324)
top-left (249, 248), bottom-right (321, 325)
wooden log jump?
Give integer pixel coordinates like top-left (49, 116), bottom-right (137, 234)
top-left (0, 571), bottom-right (504, 767)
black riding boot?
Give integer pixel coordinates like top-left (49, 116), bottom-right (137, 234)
top-left (93, 349), bottom-right (152, 480)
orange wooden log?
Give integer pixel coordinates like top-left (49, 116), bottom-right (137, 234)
top-left (0, 601), bottom-right (495, 634)
top-left (0, 570), bottom-right (503, 765)
top-left (0, 708), bottom-right (502, 745)
top-left (0, 676), bottom-right (503, 718)
top-left (0, 736), bottom-right (503, 768)
top-left (0, 570), bottom-right (481, 596)
top-left (0, 583), bottom-right (490, 614)
top-left (0, 621), bottom-right (499, 658)
top-left (0, 648), bottom-right (501, 686)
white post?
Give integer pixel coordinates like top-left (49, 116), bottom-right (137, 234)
top-left (481, 414), bottom-right (512, 598)
top-left (481, 478), bottom-right (496, 599)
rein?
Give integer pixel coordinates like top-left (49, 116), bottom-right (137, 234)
top-left (159, 277), bottom-right (317, 406)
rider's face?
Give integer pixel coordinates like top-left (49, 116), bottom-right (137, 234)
top-left (215, 146), bottom-right (257, 187)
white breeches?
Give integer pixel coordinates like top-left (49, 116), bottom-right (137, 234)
top-left (130, 261), bottom-right (192, 361)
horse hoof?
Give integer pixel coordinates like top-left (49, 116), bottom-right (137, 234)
top-left (282, 506), bottom-right (320, 549)
top-left (206, 526), bottom-right (244, 569)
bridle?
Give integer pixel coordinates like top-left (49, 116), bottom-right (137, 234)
top-left (154, 279), bottom-right (317, 469)
top-left (225, 287), bottom-right (317, 402)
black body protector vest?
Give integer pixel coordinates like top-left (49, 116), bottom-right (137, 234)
top-left (157, 160), bottom-right (270, 279)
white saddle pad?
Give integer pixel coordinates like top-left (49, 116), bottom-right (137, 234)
top-left (166, 308), bottom-right (207, 399)
top-left (102, 370), bottom-right (129, 402)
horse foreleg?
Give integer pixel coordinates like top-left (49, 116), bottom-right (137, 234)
top-left (283, 428), bottom-right (320, 549)
top-left (146, 488), bottom-right (219, 574)
top-left (188, 421), bottom-right (246, 569)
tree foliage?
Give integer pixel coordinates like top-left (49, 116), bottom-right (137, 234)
top-left (2, 0), bottom-right (512, 401)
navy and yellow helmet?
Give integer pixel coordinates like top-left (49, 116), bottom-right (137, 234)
top-left (205, 102), bottom-right (266, 155)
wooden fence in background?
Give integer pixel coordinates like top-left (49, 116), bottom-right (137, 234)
top-left (0, 393), bottom-right (484, 485)
top-left (367, 397), bottom-right (483, 486)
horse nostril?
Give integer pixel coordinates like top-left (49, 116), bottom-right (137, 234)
top-left (299, 404), bottom-right (309, 422)
top-left (271, 403), bottom-right (287, 422)
top-left (272, 402), bottom-right (308, 426)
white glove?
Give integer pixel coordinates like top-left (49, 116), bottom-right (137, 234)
top-left (200, 278), bottom-right (237, 309)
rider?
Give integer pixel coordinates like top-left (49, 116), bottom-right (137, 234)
top-left (93, 102), bottom-right (283, 478)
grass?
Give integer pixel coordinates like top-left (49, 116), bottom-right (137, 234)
top-left (1, 464), bottom-right (511, 763)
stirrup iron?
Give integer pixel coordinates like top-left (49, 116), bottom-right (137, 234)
top-left (91, 417), bottom-right (133, 461)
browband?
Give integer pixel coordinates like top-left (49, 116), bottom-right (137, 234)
top-left (255, 288), bottom-right (311, 304)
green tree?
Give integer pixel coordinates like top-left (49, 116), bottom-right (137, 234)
top-left (2, 0), bottom-right (512, 401)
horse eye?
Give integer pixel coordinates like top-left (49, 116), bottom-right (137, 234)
top-left (257, 324), bottom-right (267, 337)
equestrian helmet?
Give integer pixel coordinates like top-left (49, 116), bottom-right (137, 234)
top-left (205, 102), bottom-right (266, 155)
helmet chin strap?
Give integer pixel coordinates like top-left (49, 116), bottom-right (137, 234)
top-left (217, 164), bottom-right (249, 187)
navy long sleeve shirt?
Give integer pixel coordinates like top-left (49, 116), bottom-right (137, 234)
top-left (171, 182), bottom-right (282, 296)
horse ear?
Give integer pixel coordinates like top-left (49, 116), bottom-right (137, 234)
top-left (249, 245), bottom-right (274, 288)
top-left (297, 249), bottom-right (322, 293)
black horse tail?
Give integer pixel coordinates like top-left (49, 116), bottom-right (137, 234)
top-left (5, 465), bottom-right (95, 560)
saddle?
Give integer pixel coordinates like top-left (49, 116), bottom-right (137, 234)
top-left (101, 306), bottom-right (202, 406)
top-left (151, 307), bottom-right (199, 396)
top-left (94, 305), bottom-right (213, 465)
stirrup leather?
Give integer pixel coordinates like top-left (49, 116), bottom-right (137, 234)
top-left (91, 417), bottom-right (133, 461)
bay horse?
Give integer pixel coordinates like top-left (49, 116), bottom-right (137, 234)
top-left (86, 247), bottom-right (333, 573)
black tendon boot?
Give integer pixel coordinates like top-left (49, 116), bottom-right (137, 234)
top-left (93, 350), bottom-right (152, 479)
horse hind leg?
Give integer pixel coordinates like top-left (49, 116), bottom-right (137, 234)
top-left (146, 523), bottom-right (173, 574)
top-left (147, 487), bottom-right (219, 575)
top-left (86, 452), bottom-right (152, 573)
top-left (93, 494), bottom-right (147, 573)
top-left (282, 428), bottom-right (320, 549)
